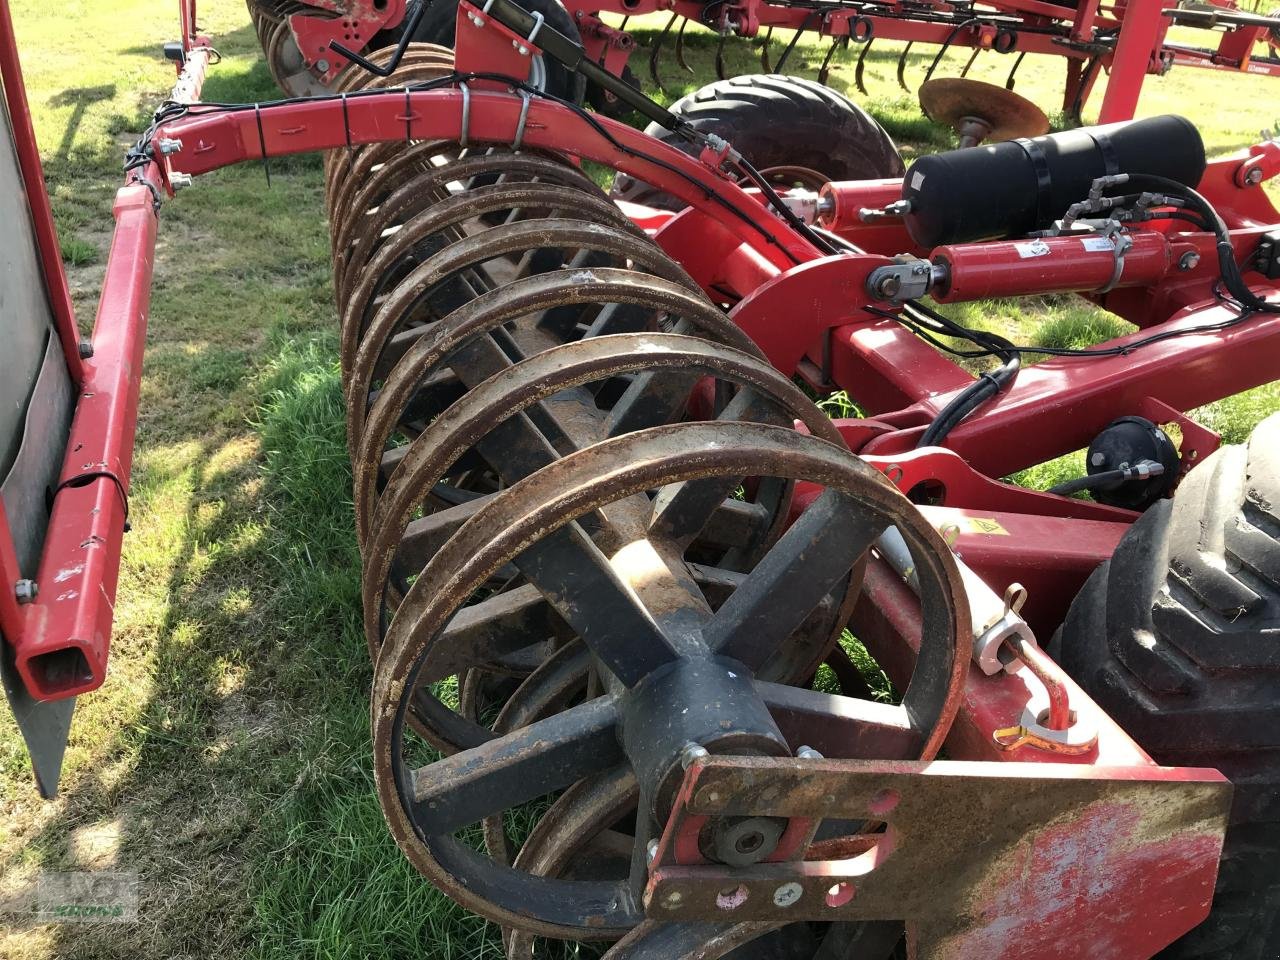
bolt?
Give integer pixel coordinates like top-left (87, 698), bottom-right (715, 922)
top-left (170, 172), bottom-right (194, 191)
top-left (661, 889), bottom-right (684, 909)
top-left (796, 745), bottom-right (824, 760)
top-left (695, 786), bottom-right (722, 806)
top-left (646, 839), bottom-right (659, 866)
top-left (156, 137), bottom-right (183, 155)
top-left (773, 882), bottom-right (803, 908)
top-left (1244, 167), bottom-right (1264, 185)
top-left (14, 580), bottom-right (37, 605)
top-left (316, 58), bottom-right (331, 73)
top-left (513, 40), bottom-right (529, 54)
top-left (874, 274), bottom-right (902, 300)
top-left (680, 742), bottom-right (709, 770)
top-left (1178, 250), bottom-right (1201, 271)
top-left (78, 340), bottom-right (94, 360)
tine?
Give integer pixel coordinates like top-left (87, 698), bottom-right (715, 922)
top-left (774, 13), bottom-right (815, 74)
top-left (1068, 54), bottom-right (1102, 124)
top-left (817, 36), bottom-right (845, 85)
top-left (715, 30), bottom-right (728, 80)
top-left (960, 47), bottom-right (980, 77)
top-left (676, 17), bottom-right (694, 74)
top-left (855, 36), bottom-right (873, 95)
top-left (649, 12), bottom-right (678, 91)
top-left (760, 25), bottom-right (773, 72)
top-left (896, 40), bottom-right (914, 92)
top-left (1005, 49), bottom-right (1027, 90)
top-left (619, 14), bottom-right (629, 31)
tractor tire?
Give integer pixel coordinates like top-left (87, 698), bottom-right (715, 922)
top-left (610, 74), bottom-right (904, 210)
top-left (1053, 411), bottom-right (1280, 959)
top-left (406, 0), bottom-right (583, 101)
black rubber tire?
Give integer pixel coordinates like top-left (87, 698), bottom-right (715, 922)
top-left (1053, 411), bottom-right (1280, 959)
top-left (610, 74), bottom-right (904, 209)
top-left (407, 0), bottom-right (583, 101)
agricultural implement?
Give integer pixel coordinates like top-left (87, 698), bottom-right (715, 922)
top-left (243, 0), bottom-right (1280, 123)
top-left (4, 0), bottom-right (1280, 956)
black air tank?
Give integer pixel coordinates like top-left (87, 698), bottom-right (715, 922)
top-left (901, 115), bottom-right (1206, 248)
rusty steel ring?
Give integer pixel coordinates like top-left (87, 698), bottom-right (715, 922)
top-left (371, 421), bottom-right (970, 941)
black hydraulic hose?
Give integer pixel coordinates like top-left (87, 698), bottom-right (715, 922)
top-left (916, 323), bottom-right (1020, 448)
top-left (1116, 173), bottom-right (1280, 314)
top-left (1049, 461), bottom-right (1164, 497)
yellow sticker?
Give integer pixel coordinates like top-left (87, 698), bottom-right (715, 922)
top-left (943, 516), bottom-right (1009, 536)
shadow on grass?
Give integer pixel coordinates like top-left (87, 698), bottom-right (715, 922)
top-left (2, 326), bottom-right (511, 959)
top-left (47, 86), bottom-right (117, 161)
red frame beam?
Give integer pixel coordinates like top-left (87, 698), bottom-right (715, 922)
top-left (0, 33), bottom-right (210, 700)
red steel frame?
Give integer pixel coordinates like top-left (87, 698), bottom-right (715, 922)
top-left (133, 60), bottom-right (1256, 941)
top-left (6, 1), bottom-right (1279, 950)
top-left (261, 0), bottom-right (1279, 122)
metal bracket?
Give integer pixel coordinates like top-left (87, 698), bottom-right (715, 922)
top-left (646, 755), bottom-right (1230, 958)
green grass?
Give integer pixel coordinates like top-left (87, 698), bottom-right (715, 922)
top-left (0, 0), bottom-right (1276, 957)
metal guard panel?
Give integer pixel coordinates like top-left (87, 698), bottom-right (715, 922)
top-left (648, 756), bottom-right (1230, 959)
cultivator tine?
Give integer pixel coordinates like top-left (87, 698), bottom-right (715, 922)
top-left (649, 12), bottom-right (680, 91)
top-left (856, 36), bottom-right (874, 95)
top-left (676, 17), bottom-right (694, 75)
top-left (897, 40), bottom-right (914, 91)
top-left (715, 30), bottom-right (729, 80)
top-left (759, 26), bottom-right (774, 72)
top-left (961, 47), bottom-right (981, 78)
top-left (818, 36), bottom-right (848, 85)
top-left (1067, 54), bottom-right (1102, 124)
top-left (1005, 50), bottom-right (1027, 90)
top-left (774, 13), bottom-right (816, 75)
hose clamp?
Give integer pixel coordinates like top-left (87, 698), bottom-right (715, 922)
top-left (512, 89), bottom-right (532, 149)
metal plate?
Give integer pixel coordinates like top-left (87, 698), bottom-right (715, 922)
top-left (0, 89), bottom-right (61, 479)
top-left (648, 756), bottom-right (1231, 959)
top-left (2, 331), bottom-right (73, 573)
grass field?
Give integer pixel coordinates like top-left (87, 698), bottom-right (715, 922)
top-left (0, 1), bottom-right (1277, 957)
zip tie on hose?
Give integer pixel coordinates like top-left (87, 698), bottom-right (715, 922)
top-left (458, 81), bottom-right (472, 148)
top-left (340, 91), bottom-right (357, 172)
top-left (127, 173), bottom-right (164, 214)
top-left (512, 89), bottom-right (533, 149)
top-left (254, 102), bottom-right (271, 187)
